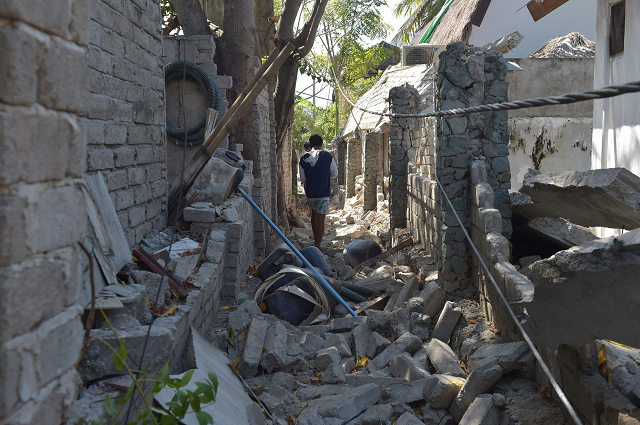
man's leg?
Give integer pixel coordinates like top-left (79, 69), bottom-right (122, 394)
top-left (314, 213), bottom-right (326, 249)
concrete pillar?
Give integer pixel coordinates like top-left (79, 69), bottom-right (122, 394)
top-left (363, 132), bottom-right (383, 211)
top-left (337, 138), bottom-right (347, 185)
top-left (434, 42), bottom-right (510, 292)
top-left (346, 136), bottom-right (362, 198)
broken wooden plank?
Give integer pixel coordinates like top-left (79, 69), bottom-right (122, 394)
top-left (354, 295), bottom-right (389, 315)
top-left (133, 249), bottom-right (190, 298)
top-left (167, 43), bottom-right (296, 219)
top-left (526, 0), bottom-right (571, 22)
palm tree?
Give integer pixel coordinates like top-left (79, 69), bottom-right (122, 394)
top-left (391, 0), bottom-right (446, 45)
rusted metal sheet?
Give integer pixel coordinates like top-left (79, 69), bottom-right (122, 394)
top-left (132, 249), bottom-right (190, 298)
top-left (527, 0), bottom-right (572, 22)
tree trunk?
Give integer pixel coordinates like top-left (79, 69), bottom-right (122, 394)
top-left (290, 130), bottom-right (298, 204)
top-left (217, 0), bottom-right (259, 170)
top-left (254, 0), bottom-right (276, 57)
top-left (172, 0), bottom-right (212, 36)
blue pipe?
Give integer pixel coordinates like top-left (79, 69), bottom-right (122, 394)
top-left (238, 188), bottom-right (358, 317)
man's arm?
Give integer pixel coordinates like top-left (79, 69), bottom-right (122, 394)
top-left (299, 164), bottom-right (306, 186)
top-left (329, 158), bottom-right (338, 179)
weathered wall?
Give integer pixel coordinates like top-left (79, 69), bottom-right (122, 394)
top-left (346, 135), bottom-right (362, 198)
top-left (592, 0), bottom-right (640, 176)
top-left (407, 174), bottom-right (440, 259)
top-left (0, 1), bottom-right (89, 422)
top-left (85, 0), bottom-right (166, 246)
top-left (506, 58), bottom-right (594, 191)
top-left (363, 132), bottom-right (383, 211)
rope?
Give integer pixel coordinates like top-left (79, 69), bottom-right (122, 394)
top-left (433, 173), bottom-right (583, 425)
top-left (336, 76), bottom-right (640, 119)
top-left (339, 286), bottom-right (367, 303)
top-left (165, 60), bottom-right (221, 147)
top-left (341, 282), bottom-right (381, 297)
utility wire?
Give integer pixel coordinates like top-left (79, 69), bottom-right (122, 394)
top-left (123, 1), bottom-right (195, 422)
top-left (433, 173), bottom-right (583, 425)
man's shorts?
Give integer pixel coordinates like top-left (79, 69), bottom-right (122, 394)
top-left (308, 199), bottom-right (329, 215)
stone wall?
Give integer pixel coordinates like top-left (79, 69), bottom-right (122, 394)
top-left (0, 1), bottom-right (89, 422)
top-left (336, 137), bottom-right (347, 185)
top-left (412, 117), bottom-right (437, 179)
top-left (407, 174), bottom-right (440, 259)
top-left (85, 0), bottom-right (166, 247)
top-left (363, 132), bottom-right (383, 211)
top-left (346, 135), bottom-right (362, 198)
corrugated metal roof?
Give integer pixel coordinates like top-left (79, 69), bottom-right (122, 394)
top-left (340, 64), bottom-right (436, 137)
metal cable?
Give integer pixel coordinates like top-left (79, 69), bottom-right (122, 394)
top-left (433, 173), bottom-right (583, 425)
top-left (336, 76), bottom-right (640, 118)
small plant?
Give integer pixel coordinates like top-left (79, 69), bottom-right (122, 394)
top-left (87, 309), bottom-right (218, 425)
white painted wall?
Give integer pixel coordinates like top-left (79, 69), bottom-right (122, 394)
top-left (467, 0), bottom-right (596, 58)
top-left (592, 0), bottom-right (640, 177)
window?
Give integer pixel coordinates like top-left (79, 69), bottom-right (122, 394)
top-left (610, 0), bottom-right (626, 57)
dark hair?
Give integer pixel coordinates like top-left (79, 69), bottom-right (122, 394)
top-left (303, 141), bottom-right (311, 151)
top-left (309, 134), bottom-right (323, 148)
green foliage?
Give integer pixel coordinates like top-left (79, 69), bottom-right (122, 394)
top-left (391, 0), bottom-right (446, 45)
top-left (293, 101), bottom-right (338, 148)
top-left (88, 309), bottom-right (218, 425)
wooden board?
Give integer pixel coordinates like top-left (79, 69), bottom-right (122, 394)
top-left (526, 0), bottom-right (571, 22)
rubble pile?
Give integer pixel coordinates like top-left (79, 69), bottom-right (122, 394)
top-left (208, 229), bottom-right (570, 425)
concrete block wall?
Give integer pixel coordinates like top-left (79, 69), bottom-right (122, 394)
top-left (346, 135), bottom-right (362, 198)
top-left (412, 117), bottom-right (437, 179)
top-left (363, 132), bottom-right (383, 211)
top-left (85, 0), bottom-right (167, 247)
top-left (0, 1), bottom-right (89, 422)
top-left (407, 174), bottom-right (440, 259)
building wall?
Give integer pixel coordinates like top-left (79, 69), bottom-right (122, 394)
top-left (592, 0), bottom-right (640, 176)
top-left (467, 0), bottom-right (596, 58)
top-left (506, 58), bottom-right (594, 191)
top-left (84, 0), bottom-right (167, 247)
top-left (0, 0), bottom-right (89, 422)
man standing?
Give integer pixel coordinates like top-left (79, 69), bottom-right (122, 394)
top-left (299, 134), bottom-right (338, 249)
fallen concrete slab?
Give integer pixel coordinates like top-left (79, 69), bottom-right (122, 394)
top-left (522, 228), bottom-right (640, 348)
top-left (449, 356), bottom-right (503, 421)
top-left (458, 394), bottom-right (501, 425)
top-left (424, 339), bottom-right (467, 378)
top-left (513, 168), bottom-right (640, 229)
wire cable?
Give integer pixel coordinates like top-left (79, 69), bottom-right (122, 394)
top-left (433, 173), bottom-right (583, 425)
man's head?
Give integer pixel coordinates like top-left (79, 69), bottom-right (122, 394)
top-left (303, 141), bottom-right (311, 152)
top-left (309, 134), bottom-right (323, 149)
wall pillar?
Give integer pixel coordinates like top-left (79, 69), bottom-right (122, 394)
top-left (435, 42), bottom-right (511, 292)
top-left (346, 136), bottom-right (362, 198)
top-left (336, 137), bottom-right (347, 185)
top-left (363, 132), bottom-right (383, 211)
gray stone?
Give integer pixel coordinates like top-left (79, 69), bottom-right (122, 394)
top-left (353, 323), bottom-right (372, 359)
top-left (424, 339), bottom-right (466, 378)
top-left (391, 307), bottom-right (411, 338)
top-left (238, 318), bottom-right (269, 378)
top-left (316, 347), bottom-right (341, 370)
top-left (324, 332), bottom-right (353, 358)
top-left (391, 275), bottom-right (420, 310)
top-left (345, 374), bottom-right (406, 388)
top-left (371, 332), bottom-right (422, 370)
top-left (130, 270), bottom-right (170, 300)
top-left (366, 310), bottom-right (393, 333)
top-left (141, 230), bottom-right (172, 251)
top-left (396, 412), bottom-right (424, 425)
top-left (525, 217), bottom-right (597, 249)
top-left (228, 309), bottom-right (251, 332)
top-left (449, 357), bottom-right (503, 422)
top-left (341, 357), bottom-right (356, 374)
top-left (514, 168), bottom-right (640, 229)
top-left (413, 346), bottom-right (433, 371)
top-left (458, 394), bottom-right (501, 425)
top-left (389, 352), bottom-right (430, 381)
top-left (322, 362), bottom-right (347, 384)
top-left (423, 374), bottom-right (465, 409)
top-left (332, 316), bottom-right (368, 332)
top-left (317, 383), bottom-right (382, 421)
top-left (468, 341), bottom-right (533, 373)
top-left (598, 340), bottom-right (640, 406)
top-left (260, 321), bottom-right (288, 372)
top-left (365, 331), bottom-right (392, 358)
top-left (431, 301), bottom-right (462, 343)
top-left (420, 281), bottom-right (447, 317)
top-left (271, 372), bottom-right (296, 392)
top-left (410, 312), bottom-right (431, 340)
top-left (383, 379), bottom-right (429, 403)
top-left (345, 403), bottom-right (394, 425)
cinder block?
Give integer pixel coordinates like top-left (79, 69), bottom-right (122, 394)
top-left (0, 24), bottom-right (38, 105)
top-left (114, 188), bottom-right (134, 210)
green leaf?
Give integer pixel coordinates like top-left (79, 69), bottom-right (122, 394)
top-left (113, 354), bottom-right (123, 372)
top-left (104, 394), bottom-right (118, 416)
top-left (160, 415), bottom-right (178, 425)
top-left (179, 369), bottom-right (195, 388)
top-left (151, 406), bottom-right (169, 416)
top-left (207, 372), bottom-right (219, 394)
top-left (119, 343), bottom-right (128, 362)
top-left (137, 408), bottom-right (148, 420)
top-left (191, 394), bottom-right (201, 413)
top-left (160, 364), bottom-right (170, 383)
top-left (196, 382), bottom-right (215, 402)
top-left (196, 411), bottom-right (214, 425)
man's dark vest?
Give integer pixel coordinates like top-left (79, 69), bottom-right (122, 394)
top-left (300, 151), bottom-right (332, 199)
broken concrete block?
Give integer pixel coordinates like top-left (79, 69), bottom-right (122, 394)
top-left (130, 270), bottom-right (170, 300)
top-left (368, 265), bottom-right (393, 279)
top-left (525, 217), bottom-right (597, 249)
top-left (345, 374), bottom-right (406, 388)
top-left (171, 254), bottom-right (200, 281)
top-left (353, 323), bottom-right (372, 359)
top-left (332, 316), bottom-right (368, 332)
top-left (366, 310), bottom-right (392, 333)
top-left (396, 412), bottom-right (424, 425)
top-left (458, 394), bottom-right (501, 425)
top-left (431, 301), bottom-right (462, 343)
top-left (390, 353), bottom-right (430, 381)
top-left (421, 281), bottom-right (447, 318)
top-left (258, 389), bottom-right (300, 419)
top-left (365, 331), bottom-right (392, 358)
top-left (468, 341), bottom-right (533, 373)
top-left (324, 333), bottom-right (353, 358)
top-left (391, 307), bottom-right (411, 338)
top-left (271, 372), bottom-right (295, 392)
top-left (391, 275), bottom-right (420, 310)
top-left (413, 345), bottom-right (433, 371)
top-left (317, 383), bottom-right (382, 421)
top-left (449, 357), bottom-right (503, 422)
top-left (322, 362), bottom-right (347, 384)
top-left (341, 357), bottom-right (356, 374)
top-left (298, 331), bottom-right (325, 357)
top-left (423, 374), bottom-right (465, 409)
top-left (514, 168), bottom-right (640, 229)
top-left (410, 312), bottom-right (431, 340)
top-left (316, 347), bottom-right (341, 370)
top-left (371, 332), bottom-right (422, 370)
top-left (228, 308), bottom-right (251, 332)
top-left (382, 379), bottom-right (429, 403)
top-left (238, 318), bottom-right (269, 378)
top-left (347, 403), bottom-right (394, 425)
top-left (260, 321), bottom-right (288, 373)
top-left (425, 339), bottom-right (466, 378)
top-left (598, 340), bottom-right (640, 406)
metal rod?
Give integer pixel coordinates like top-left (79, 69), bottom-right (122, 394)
top-left (238, 188), bottom-right (358, 317)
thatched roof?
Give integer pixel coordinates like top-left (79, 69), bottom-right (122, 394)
top-left (530, 32), bottom-right (595, 58)
top-left (411, 0), bottom-right (486, 46)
